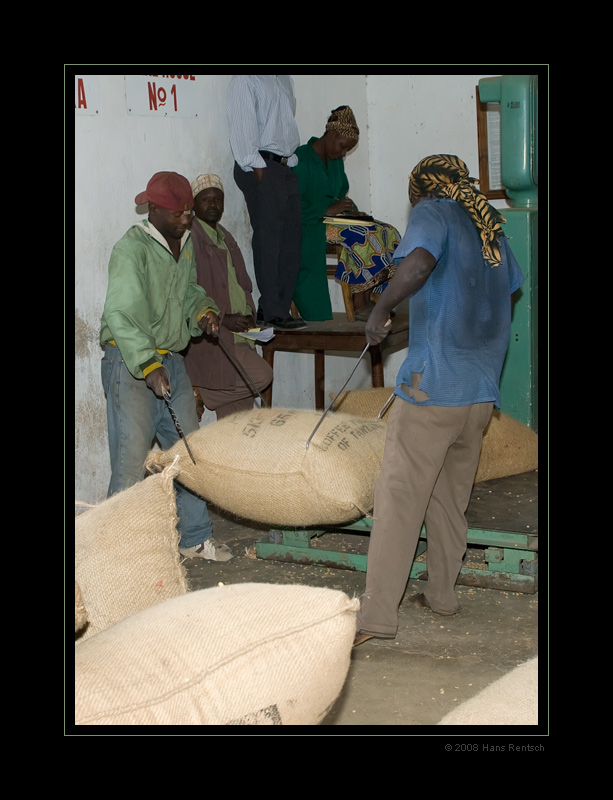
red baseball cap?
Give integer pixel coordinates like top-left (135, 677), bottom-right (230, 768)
top-left (134, 172), bottom-right (194, 211)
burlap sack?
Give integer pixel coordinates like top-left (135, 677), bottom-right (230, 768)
top-left (75, 583), bottom-right (359, 726)
top-left (474, 410), bottom-right (538, 483)
top-left (333, 389), bottom-right (538, 483)
top-left (145, 409), bottom-right (387, 527)
top-left (75, 460), bottom-right (188, 642)
top-left (333, 387), bottom-right (396, 420)
top-left (438, 657), bottom-right (538, 725)
top-left (75, 581), bottom-right (88, 634)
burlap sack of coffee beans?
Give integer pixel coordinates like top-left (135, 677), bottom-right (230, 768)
top-left (145, 408), bottom-right (387, 527)
top-left (333, 387), bottom-right (395, 420)
top-left (333, 388), bottom-right (538, 483)
top-left (75, 459), bottom-right (188, 641)
top-left (75, 583), bottom-right (358, 726)
top-left (473, 408), bottom-right (538, 483)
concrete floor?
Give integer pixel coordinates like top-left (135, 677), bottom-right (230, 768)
top-left (183, 470), bottom-right (544, 734)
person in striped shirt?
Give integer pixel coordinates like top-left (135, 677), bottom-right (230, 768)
top-left (227, 75), bottom-right (306, 331)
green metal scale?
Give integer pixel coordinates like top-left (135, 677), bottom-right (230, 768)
top-left (481, 74), bottom-right (539, 432)
top-left (256, 76), bottom-right (539, 593)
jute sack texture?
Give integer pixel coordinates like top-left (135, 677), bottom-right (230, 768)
top-left (437, 657), bottom-right (538, 725)
top-left (145, 408), bottom-right (387, 527)
top-left (333, 388), bottom-right (538, 484)
top-left (75, 581), bottom-right (88, 634)
top-left (75, 583), bottom-right (359, 726)
top-left (75, 461), bottom-right (188, 642)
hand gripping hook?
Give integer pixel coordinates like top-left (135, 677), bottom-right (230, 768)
top-left (305, 343), bottom-right (370, 450)
top-left (162, 388), bottom-right (197, 465)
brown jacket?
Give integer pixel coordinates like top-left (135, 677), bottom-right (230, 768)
top-left (184, 221), bottom-right (256, 390)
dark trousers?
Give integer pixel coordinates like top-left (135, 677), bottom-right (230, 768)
top-left (233, 160), bottom-right (302, 322)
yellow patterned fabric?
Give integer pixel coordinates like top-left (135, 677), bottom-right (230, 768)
top-left (409, 154), bottom-right (506, 268)
top-left (325, 106), bottom-right (359, 140)
top-left (329, 220), bottom-right (401, 295)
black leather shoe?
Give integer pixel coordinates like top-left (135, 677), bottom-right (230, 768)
top-left (268, 316), bottom-right (308, 330)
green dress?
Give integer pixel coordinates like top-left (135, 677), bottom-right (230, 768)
top-left (292, 137), bottom-right (349, 321)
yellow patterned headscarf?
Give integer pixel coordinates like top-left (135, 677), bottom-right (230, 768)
top-left (325, 105), bottom-right (360, 140)
top-left (409, 154), bottom-right (507, 268)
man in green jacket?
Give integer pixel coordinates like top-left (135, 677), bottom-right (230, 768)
top-left (100, 171), bottom-right (233, 561)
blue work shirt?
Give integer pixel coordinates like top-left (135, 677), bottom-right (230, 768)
top-left (393, 198), bottom-right (524, 408)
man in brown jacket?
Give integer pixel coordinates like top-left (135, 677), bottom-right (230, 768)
top-left (184, 174), bottom-right (273, 420)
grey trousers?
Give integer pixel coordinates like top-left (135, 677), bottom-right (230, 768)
top-left (356, 393), bottom-right (493, 636)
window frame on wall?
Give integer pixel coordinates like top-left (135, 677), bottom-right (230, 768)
top-left (476, 88), bottom-right (508, 201)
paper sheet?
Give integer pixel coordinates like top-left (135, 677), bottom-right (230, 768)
top-left (235, 327), bottom-right (276, 343)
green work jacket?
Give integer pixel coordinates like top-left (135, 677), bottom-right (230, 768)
top-left (100, 220), bottom-right (218, 379)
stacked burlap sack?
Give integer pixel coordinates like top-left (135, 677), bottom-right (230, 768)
top-left (332, 388), bottom-right (538, 483)
top-left (75, 449), bottom-right (358, 726)
top-left (74, 581), bottom-right (358, 726)
top-left (75, 459), bottom-right (188, 641)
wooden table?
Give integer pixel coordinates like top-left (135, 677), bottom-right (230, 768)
top-left (261, 313), bottom-right (409, 409)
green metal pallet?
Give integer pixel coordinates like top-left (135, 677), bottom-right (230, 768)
top-left (255, 472), bottom-right (539, 594)
top-left (256, 519), bottom-right (537, 593)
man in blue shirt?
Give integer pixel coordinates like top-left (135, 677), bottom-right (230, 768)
top-left (354, 154), bottom-right (524, 645)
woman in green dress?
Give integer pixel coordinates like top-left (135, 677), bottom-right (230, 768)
top-left (292, 106), bottom-right (399, 321)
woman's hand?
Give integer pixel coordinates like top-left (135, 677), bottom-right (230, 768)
top-left (327, 197), bottom-right (356, 216)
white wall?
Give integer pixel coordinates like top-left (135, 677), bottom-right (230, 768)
top-left (74, 72), bottom-right (506, 505)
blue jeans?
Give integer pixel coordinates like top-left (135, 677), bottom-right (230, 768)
top-left (101, 344), bottom-right (213, 549)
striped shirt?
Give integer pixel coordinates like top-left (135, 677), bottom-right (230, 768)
top-left (227, 75), bottom-right (300, 171)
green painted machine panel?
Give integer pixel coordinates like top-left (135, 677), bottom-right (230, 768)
top-left (500, 209), bottom-right (538, 430)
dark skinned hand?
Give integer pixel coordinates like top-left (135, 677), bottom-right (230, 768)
top-left (222, 313), bottom-right (255, 333)
top-left (365, 308), bottom-right (393, 346)
top-left (193, 386), bottom-right (205, 421)
top-left (198, 310), bottom-right (220, 337)
top-left (365, 247), bottom-right (438, 346)
top-left (144, 365), bottom-right (170, 397)
top-left (327, 197), bottom-right (355, 216)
